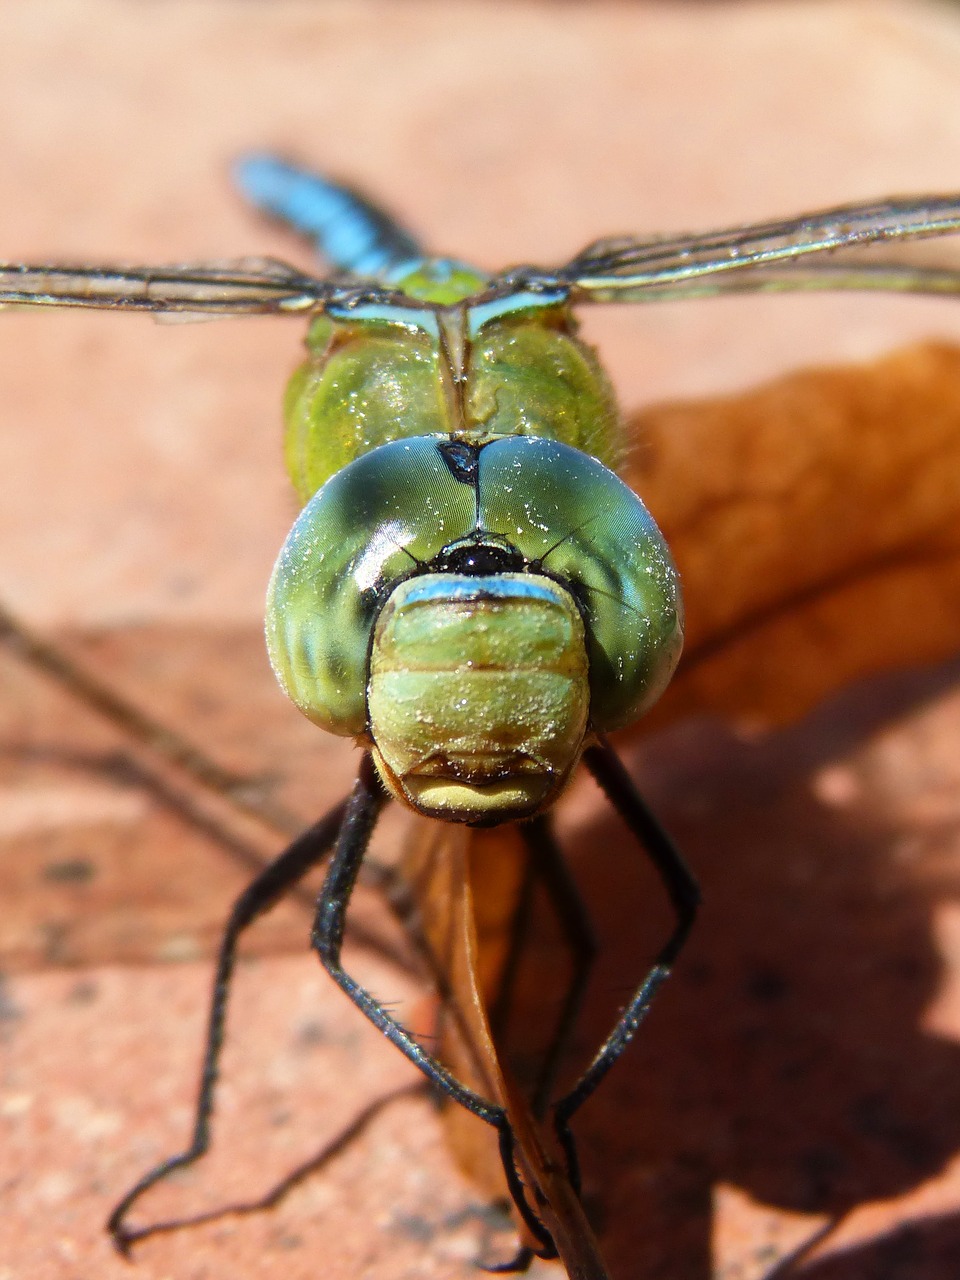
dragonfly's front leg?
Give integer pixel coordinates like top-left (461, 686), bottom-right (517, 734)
top-left (107, 798), bottom-right (349, 1252)
top-left (311, 752), bottom-right (557, 1258)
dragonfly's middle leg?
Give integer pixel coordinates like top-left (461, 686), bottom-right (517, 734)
top-left (490, 815), bottom-right (598, 1120)
top-left (551, 737), bottom-right (701, 1195)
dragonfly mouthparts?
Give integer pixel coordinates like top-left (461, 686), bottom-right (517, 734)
top-left (411, 750), bottom-right (552, 785)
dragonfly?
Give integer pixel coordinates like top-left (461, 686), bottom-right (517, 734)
top-left (5, 156), bottom-right (960, 1275)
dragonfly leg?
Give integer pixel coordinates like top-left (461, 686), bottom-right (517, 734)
top-left (312, 754), bottom-right (507, 1126)
top-left (491, 817), bottom-right (598, 1119)
top-left (551, 737), bottom-right (701, 1194)
top-left (106, 796), bottom-right (350, 1253)
top-left (311, 754), bottom-right (559, 1256)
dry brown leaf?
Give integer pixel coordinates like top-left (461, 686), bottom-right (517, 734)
top-left (401, 820), bottom-right (611, 1278)
top-left (631, 341), bottom-right (960, 730)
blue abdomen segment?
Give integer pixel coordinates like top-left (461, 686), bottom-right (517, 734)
top-left (234, 153), bottom-right (424, 279)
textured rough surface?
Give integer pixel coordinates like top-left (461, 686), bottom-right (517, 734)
top-left (3, 3), bottom-right (960, 1279)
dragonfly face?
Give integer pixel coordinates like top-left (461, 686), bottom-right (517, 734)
top-left (367, 570), bottom-right (591, 822)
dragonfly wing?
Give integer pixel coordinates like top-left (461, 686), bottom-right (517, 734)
top-left (522, 194), bottom-right (960, 303)
top-left (570, 259), bottom-right (960, 303)
top-left (0, 258), bottom-right (404, 316)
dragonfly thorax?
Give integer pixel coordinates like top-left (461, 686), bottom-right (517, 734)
top-left (367, 572), bottom-right (590, 823)
top-left (281, 291), bottom-right (624, 503)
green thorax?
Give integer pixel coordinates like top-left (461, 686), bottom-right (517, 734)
top-left (282, 273), bottom-right (622, 504)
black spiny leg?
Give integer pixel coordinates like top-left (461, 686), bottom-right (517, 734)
top-left (311, 753), bottom-right (556, 1256)
top-left (552, 736), bottom-right (701, 1194)
top-left (107, 796), bottom-right (350, 1252)
top-left (311, 755), bottom-right (509, 1124)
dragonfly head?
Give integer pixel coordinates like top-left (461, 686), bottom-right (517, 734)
top-left (265, 433), bottom-right (683, 828)
top-left (366, 573), bottom-right (590, 824)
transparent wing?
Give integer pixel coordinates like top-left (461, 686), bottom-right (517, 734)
top-left (504, 194), bottom-right (960, 303)
top-left (0, 257), bottom-right (404, 316)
